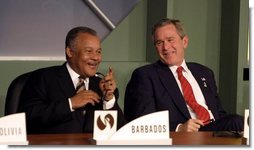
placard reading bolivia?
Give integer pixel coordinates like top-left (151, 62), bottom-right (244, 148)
top-left (94, 110), bottom-right (172, 145)
top-left (0, 113), bottom-right (28, 145)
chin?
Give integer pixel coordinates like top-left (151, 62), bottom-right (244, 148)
top-left (89, 72), bottom-right (97, 77)
top-left (160, 59), bottom-right (172, 65)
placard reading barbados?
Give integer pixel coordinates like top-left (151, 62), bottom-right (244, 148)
top-left (110, 110), bottom-right (170, 140)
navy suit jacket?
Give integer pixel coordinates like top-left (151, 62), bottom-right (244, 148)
top-left (124, 60), bottom-right (226, 131)
top-left (18, 63), bottom-right (126, 134)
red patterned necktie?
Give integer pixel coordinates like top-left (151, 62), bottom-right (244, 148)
top-left (76, 76), bottom-right (86, 93)
top-left (177, 66), bottom-right (210, 124)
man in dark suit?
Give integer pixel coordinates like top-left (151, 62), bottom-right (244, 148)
top-left (18, 26), bottom-right (126, 134)
top-left (124, 18), bottom-right (243, 132)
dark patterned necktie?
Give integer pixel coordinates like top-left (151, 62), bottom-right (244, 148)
top-left (177, 66), bottom-right (210, 123)
top-left (75, 76), bottom-right (85, 93)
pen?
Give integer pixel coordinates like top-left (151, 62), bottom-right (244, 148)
top-left (203, 119), bottom-right (214, 125)
top-left (96, 72), bottom-right (110, 100)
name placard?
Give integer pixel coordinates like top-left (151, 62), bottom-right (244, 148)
top-left (93, 110), bottom-right (117, 140)
top-left (0, 113), bottom-right (28, 145)
top-left (243, 109), bottom-right (249, 145)
top-left (94, 110), bottom-right (172, 145)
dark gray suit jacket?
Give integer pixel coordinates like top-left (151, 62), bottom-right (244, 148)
top-left (124, 60), bottom-right (226, 131)
top-left (19, 63), bottom-right (126, 134)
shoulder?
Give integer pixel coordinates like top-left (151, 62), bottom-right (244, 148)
top-left (30, 64), bottom-right (66, 79)
top-left (132, 60), bottom-right (166, 74)
top-left (133, 63), bottom-right (154, 72)
top-left (187, 62), bottom-right (215, 79)
top-left (128, 61), bottom-right (168, 82)
top-left (187, 62), bottom-right (213, 72)
top-left (131, 63), bottom-right (155, 79)
top-left (33, 65), bottom-right (62, 74)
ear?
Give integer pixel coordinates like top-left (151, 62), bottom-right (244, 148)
top-left (66, 47), bottom-right (73, 58)
top-left (182, 36), bottom-right (189, 49)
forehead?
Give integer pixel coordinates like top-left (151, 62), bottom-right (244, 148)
top-left (155, 24), bottom-right (177, 35)
top-left (75, 33), bottom-right (100, 45)
top-left (154, 24), bottom-right (181, 41)
top-left (76, 32), bottom-right (99, 40)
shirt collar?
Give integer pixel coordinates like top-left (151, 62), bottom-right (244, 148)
top-left (169, 60), bottom-right (190, 74)
top-left (66, 63), bottom-right (89, 86)
top-left (66, 63), bottom-right (80, 82)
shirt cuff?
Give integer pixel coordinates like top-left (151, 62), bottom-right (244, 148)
top-left (103, 95), bottom-right (116, 110)
top-left (68, 98), bottom-right (75, 112)
top-left (175, 123), bottom-right (182, 132)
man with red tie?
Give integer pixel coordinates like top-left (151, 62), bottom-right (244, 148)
top-left (124, 18), bottom-right (243, 132)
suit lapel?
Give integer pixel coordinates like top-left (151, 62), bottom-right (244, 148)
top-left (155, 61), bottom-right (191, 119)
top-left (89, 76), bottom-right (103, 107)
top-left (89, 76), bottom-right (101, 95)
top-left (187, 64), bottom-right (216, 112)
top-left (56, 63), bottom-right (76, 98)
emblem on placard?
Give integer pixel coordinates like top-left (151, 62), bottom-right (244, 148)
top-left (97, 114), bottom-right (115, 130)
top-left (93, 111), bottom-right (117, 140)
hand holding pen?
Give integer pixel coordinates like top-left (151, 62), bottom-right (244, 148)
top-left (99, 67), bottom-right (116, 101)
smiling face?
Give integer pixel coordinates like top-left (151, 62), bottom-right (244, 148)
top-left (66, 32), bottom-right (102, 78)
top-left (153, 24), bottom-right (188, 66)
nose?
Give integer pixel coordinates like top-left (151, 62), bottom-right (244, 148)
top-left (91, 51), bottom-right (101, 60)
top-left (162, 41), bottom-right (171, 50)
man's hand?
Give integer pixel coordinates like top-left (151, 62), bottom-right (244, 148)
top-left (71, 90), bottom-right (100, 109)
top-left (178, 119), bottom-right (204, 132)
top-left (99, 67), bottom-right (116, 101)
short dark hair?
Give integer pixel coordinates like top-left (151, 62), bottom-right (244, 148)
top-left (65, 26), bottom-right (97, 49)
top-left (152, 18), bottom-right (186, 41)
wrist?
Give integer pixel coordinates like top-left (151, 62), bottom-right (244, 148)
top-left (104, 94), bottom-right (114, 101)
